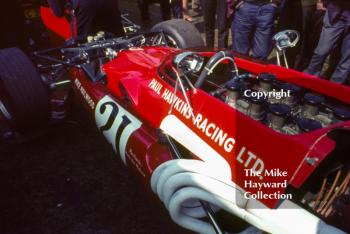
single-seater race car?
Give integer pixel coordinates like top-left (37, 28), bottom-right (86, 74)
top-left (0, 12), bottom-right (350, 233)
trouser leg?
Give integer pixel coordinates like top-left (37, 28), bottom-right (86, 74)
top-left (74, 2), bottom-right (96, 38)
top-left (216, 0), bottom-right (228, 48)
top-left (305, 11), bottom-right (345, 77)
top-left (330, 30), bottom-right (350, 83)
top-left (251, 3), bottom-right (276, 60)
top-left (138, 0), bottom-right (150, 20)
top-left (75, 0), bottom-right (125, 38)
top-left (160, 0), bottom-right (171, 20)
top-left (232, 3), bottom-right (256, 55)
top-left (200, 0), bottom-right (216, 47)
top-left (296, 8), bottom-right (324, 70)
top-left (171, 0), bottom-right (183, 18)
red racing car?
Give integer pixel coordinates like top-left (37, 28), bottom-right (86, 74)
top-left (0, 11), bottom-right (350, 234)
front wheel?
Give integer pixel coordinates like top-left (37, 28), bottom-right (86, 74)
top-left (151, 19), bottom-right (204, 49)
top-left (0, 47), bottom-right (50, 132)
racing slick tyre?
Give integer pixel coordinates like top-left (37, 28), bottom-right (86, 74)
top-left (151, 19), bottom-right (204, 49)
top-left (0, 47), bottom-right (50, 131)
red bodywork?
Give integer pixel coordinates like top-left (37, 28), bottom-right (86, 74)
top-left (40, 6), bottom-right (76, 41)
top-left (40, 8), bottom-right (350, 209)
top-left (40, 6), bottom-right (72, 40)
top-left (65, 46), bottom-right (350, 208)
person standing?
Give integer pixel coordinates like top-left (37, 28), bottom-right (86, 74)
top-left (182, 0), bottom-right (193, 21)
top-left (304, 0), bottom-right (350, 84)
top-left (200, 0), bottom-right (228, 48)
top-left (171, 0), bottom-right (192, 21)
top-left (231, 0), bottom-right (281, 60)
top-left (294, 0), bottom-right (323, 70)
top-left (47, 0), bottom-right (125, 38)
top-left (138, 0), bottom-right (171, 21)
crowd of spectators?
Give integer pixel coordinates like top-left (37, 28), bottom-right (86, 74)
top-left (155, 0), bottom-right (350, 85)
top-left (1, 0), bottom-right (350, 85)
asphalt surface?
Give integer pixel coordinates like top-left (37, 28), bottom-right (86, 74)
top-left (0, 1), bottom-right (200, 234)
top-left (0, 105), bottom-right (192, 234)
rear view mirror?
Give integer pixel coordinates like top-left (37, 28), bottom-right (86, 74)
top-left (272, 30), bottom-right (300, 68)
top-left (273, 30), bottom-right (300, 51)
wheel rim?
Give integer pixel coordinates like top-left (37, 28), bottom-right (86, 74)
top-left (153, 33), bottom-right (179, 48)
top-left (0, 99), bottom-right (12, 120)
top-left (164, 34), bottom-right (178, 48)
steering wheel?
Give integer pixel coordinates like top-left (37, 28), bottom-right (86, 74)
top-left (194, 51), bottom-right (238, 88)
top-left (173, 51), bottom-right (204, 75)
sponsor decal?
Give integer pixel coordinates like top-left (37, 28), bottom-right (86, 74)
top-left (149, 79), bottom-right (267, 179)
top-left (74, 79), bottom-right (95, 109)
top-left (95, 96), bottom-right (142, 165)
top-left (149, 78), bottom-right (234, 153)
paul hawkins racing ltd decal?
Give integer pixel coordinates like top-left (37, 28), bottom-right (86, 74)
top-left (149, 78), bottom-right (266, 179)
top-left (95, 96), bottom-right (142, 165)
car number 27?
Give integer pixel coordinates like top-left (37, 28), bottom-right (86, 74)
top-left (95, 96), bottom-right (142, 165)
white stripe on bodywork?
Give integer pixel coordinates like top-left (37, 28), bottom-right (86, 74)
top-left (160, 114), bottom-right (232, 179)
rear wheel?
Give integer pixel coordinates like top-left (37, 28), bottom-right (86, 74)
top-left (0, 47), bottom-right (50, 132)
top-left (151, 19), bottom-right (204, 49)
